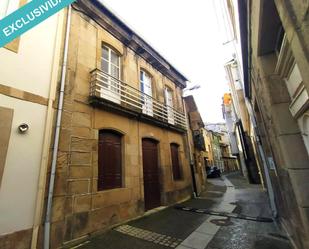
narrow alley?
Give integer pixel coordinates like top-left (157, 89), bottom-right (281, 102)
top-left (1, 1), bottom-right (308, 249)
top-left (75, 172), bottom-right (292, 249)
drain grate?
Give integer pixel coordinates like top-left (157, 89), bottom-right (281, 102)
top-left (175, 206), bottom-right (273, 223)
top-left (114, 225), bottom-right (182, 248)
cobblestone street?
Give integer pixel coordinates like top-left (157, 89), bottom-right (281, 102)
top-left (74, 172), bottom-right (292, 249)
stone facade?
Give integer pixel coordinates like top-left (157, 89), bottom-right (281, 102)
top-left (46, 1), bottom-right (193, 247)
top-left (184, 96), bottom-right (207, 195)
top-left (239, 0), bottom-right (309, 248)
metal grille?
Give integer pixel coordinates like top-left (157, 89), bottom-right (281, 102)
top-left (90, 69), bottom-right (187, 129)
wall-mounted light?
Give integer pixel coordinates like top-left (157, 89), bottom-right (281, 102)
top-left (18, 123), bottom-right (29, 133)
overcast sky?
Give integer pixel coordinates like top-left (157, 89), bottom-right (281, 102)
top-left (101, 0), bottom-right (233, 123)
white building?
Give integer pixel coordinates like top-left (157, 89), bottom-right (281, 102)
top-left (0, 1), bottom-right (66, 248)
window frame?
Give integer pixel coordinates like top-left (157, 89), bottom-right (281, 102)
top-left (140, 70), bottom-right (153, 97)
top-left (140, 69), bottom-right (154, 116)
top-left (101, 44), bottom-right (121, 80)
top-left (100, 44), bottom-right (122, 103)
top-left (170, 143), bottom-right (183, 181)
top-left (164, 86), bottom-right (175, 124)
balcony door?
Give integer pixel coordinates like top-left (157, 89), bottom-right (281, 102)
top-left (165, 87), bottom-right (174, 124)
top-left (140, 71), bottom-right (153, 116)
top-left (101, 45), bottom-right (121, 104)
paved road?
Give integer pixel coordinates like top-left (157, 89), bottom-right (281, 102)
top-left (75, 172), bottom-right (292, 249)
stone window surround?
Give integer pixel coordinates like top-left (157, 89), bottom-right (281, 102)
top-left (274, 35), bottom-right (309, 119)
top-left (170, 142), bottom-right (184, 181)
top-left (96, 128), bottom-right (125, 192)
top-left (139, 68), bottom-right (154, 97)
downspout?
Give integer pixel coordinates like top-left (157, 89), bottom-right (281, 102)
top-left (182, 98), bottom-right (198, 197)
top-left (30, 8), bottom-right (66, 249)
top-left (44, 5), bottom-right (72, 249)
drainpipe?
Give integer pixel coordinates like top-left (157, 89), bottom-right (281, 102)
top-left (182, 98), bottom-right (198, 197)
top-left (44, 5), bottom-right (71, 249)
top-left (30, 8), bottom-right (66, 249)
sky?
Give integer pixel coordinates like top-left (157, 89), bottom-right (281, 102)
top-left (101, 0), bottom-right (234, 123)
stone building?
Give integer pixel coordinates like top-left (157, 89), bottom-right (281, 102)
top-left (205, 123), bottom-right (239, 172)
top-left (184, 95), bottom-right (207, 194)
top-left (217, 127), bottom-right (238, 172)
top-left (203, 127), bottom-right (224, 172)
top-left (238, 0), bottom-right (309, 248)
top-left (202, 129), bottom-right (213, 168)
top-left (44, 0), bottom-right (194, 247)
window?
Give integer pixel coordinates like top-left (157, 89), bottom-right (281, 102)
top-left (140, 70), bottom-right (153, 116)
top-left (164, 87), bottom-right (174, 124)
top-left (0, 0), bottom-right (19, 19)
top-left (100, 45), bottom-right (121, 103)
top-left (286, 63), bottom-right (303, 98)
top-left (98, 130), bottom-right (122, 191)
top-left (170, 143), bottom-right (182, 180)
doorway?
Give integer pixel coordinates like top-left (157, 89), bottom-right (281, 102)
top-left (142, 138), bottom-right (161, 211)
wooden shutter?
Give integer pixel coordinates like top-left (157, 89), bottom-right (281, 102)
top-left (170, 143), bottom-right (182, 180)
top-left (98, 130), bottom-right (122, 190)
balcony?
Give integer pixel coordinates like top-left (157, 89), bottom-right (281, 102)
top-left (192, 130), bottom-right (206, 151)
top-left (89, 69), bottom-right (187, 132)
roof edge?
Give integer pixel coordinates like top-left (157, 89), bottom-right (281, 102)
top-left (73, 0), bottom-right (188, 88)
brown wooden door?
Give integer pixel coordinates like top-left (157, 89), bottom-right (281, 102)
top-left (98, 131), bottom-right (122, 191)
top-left (142, 138), bottom-right (161, 211)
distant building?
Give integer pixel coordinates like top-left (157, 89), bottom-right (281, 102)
top-left (202, 129), bottom-right (213, 167)
top-left (211, 131), bottom-right (224, 172)
top-left (184, 95), bottom-right (207, 194)
top-left (222, 62), bottom-right (262, 186)
top-left (205, 123), bottom-right (238, 172)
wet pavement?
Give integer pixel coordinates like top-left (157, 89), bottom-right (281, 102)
top-left (205, 173), bottom-right (292, 249)
top-left (75, 172), bottom-right (293, 249)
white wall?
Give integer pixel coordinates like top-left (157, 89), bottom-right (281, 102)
top-left (0, 12), bottom-right (62, 235)
top-left (0, 14), bottom-right (59, 98)
top-left (0, 96), bottom-right (47, 234)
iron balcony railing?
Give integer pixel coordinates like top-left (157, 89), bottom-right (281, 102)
top-left (90, 69), bottom-right (187, 130)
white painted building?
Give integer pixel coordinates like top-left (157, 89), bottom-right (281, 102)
top-left (0, 1), bottom-right (65, 247)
